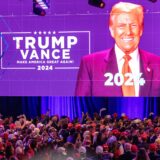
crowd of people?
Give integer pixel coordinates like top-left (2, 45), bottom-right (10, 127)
top-left (0, 111), bottom-right (160, 160)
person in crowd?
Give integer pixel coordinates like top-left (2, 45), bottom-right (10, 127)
top-left (118, 142), bottom-right (136, 160)
top-left (133, 148), bottom-right (150, 160)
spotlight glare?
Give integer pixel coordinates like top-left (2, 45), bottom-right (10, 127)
top-left (33, 7), bottom-right (46, 16)
top-left (33, 0), bottom-right (49, 16)
top-left (35, 0), bottom-right (49, 9)
top-left (88, 0), bottom-right (105, 8)
top-left (100, 2), bottom-right (105, 8)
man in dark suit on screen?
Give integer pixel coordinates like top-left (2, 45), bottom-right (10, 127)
top-left (75, 2), bottom-right (160, 97)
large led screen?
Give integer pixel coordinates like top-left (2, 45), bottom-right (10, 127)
top-left (0, 0), bottom-right (160, 96)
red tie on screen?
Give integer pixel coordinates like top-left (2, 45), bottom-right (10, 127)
top-left (122, 54), bottom-right (135, 96)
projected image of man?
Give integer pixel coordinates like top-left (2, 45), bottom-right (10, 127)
top-left (75, 2), bottom-right (160, 97)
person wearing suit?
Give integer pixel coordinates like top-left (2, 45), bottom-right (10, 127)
top-left (118, 143), bottom-right (136, 160)
top-left (75, 2), bottom-right (160, 97)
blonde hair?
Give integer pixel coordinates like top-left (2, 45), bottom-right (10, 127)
top-left (109, 2), bottom-right (144, 26)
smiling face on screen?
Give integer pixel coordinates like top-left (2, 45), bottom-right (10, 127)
top-left (109, 2), bottom-right (144, 54)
